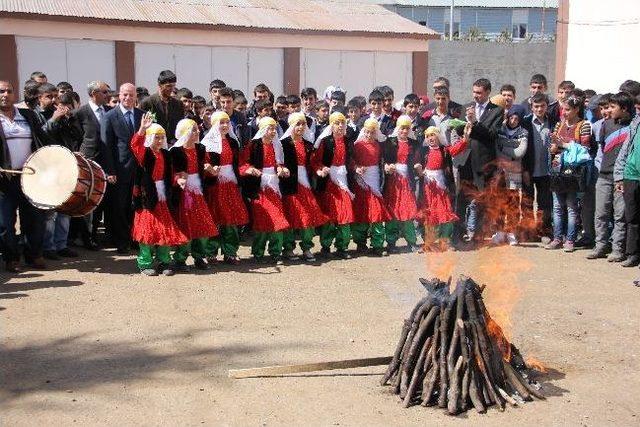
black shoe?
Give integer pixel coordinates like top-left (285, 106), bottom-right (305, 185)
top-left (370, 247), bottom-right (386, 257)
top-left (172, 261), bottom-right (189, 272)
top-left (334, 250), bottom-right (352, 259)
top-left (140, 268), bottom-right (158, 276)
top-left (5, 261), bottom-right (21, 273)
top-left (386, 244), bottom-right (398, 254)
top-left (43, 250), bottom-right (60, 260)
top-left (574, 237), bottom-right (595, 249)
top-left (355, 244), bottom-right (368, 254)
top-left (223, 255), bottom-right (240, 265)
top-left (271, 255), bottom-right (284, 265)
top-left (83, 239), bottom-right (100, 251)
top-left (157, 263), bottom-right (174, 276)
top-left (193, 258), bottom-right (209, 270)
top-left (302, 249), bottom-right (316, 262)
top-left (622, 255), bottom-right (640, 268)
top-left (320, 247), bottom-right (331, 257)
top-left (57, 248), bottom-right (78, 258)
top-left (116, 246), bottom-right (130, 255)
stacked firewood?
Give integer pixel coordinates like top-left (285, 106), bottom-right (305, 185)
top-left (381, 276), bottom-right (544, 414)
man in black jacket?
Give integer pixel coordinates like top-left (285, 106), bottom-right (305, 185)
top-left (100, 83), bottom-right (143, 253)
top-left (457, 78), bottom-right (503, 243)
top-left (0, 80), bottom-right (53, 272)
top-left (139, 70), bottom-right (183, 145)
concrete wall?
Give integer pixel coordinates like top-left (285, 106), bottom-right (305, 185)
top-left (300, 49), bottom-right (412, 101)
top-left (564, 0), bottom-right (640, 93)
top-left (427, 40), bottom-right (555, 104)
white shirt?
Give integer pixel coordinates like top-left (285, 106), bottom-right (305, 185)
top-left (119, 103), bottom-right (133, 116)
top-left (88, 100), bottom-right (104, 122)
top-left (475, 101), bottom-right (489, 121)
top-left (0, 107), bottom-right (33, 169)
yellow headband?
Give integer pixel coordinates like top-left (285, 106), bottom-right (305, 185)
top-left (363, 117), bottom-right (379, 131)
top-left (395, 116), bottom-right (412, 128)
top-left (175, 119), bottom-right (197, 139)
top-left (211, 111), bottom-right (230, 125)
top-left (145, 123), bottom-right (166, 136)
top-left (258, 116), bottom-right (277, 130)
top-left (490, 94), bottom-right (506, 109)
top-left (424, 126), bottom-right (440, 137)
top-left (329, 112), bottom-right (346, 125)
top-left (288, 112), bottom-right (306, 127)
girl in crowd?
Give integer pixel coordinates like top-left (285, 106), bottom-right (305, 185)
top-left (170, 119), bottom-right (219, 270)
top-left (130, 113), bottom-right (187, 276)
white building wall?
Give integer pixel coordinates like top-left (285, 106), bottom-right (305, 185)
top-left (565, 0), bottom-right (640, 93)
top-left (16, 36), bottom-right (116, 101)
top-left (300, 49), bottom-right (413, 100)
top-left (135, 43), bottom-right (283, 98)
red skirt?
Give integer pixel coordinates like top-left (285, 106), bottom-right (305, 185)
top-left (283, 184), bottom-right (329, 229)
top-left (176, 190), bottom-right (219, 239)
top-left (384, 174), bottom-right (418, 221)
top-left (206, 181), bottom-right (249, 226)
top-left (420, 181), bottom-right (458, 226)
top-left (132, 201), bottom-right (188, 246)
top-left (353, 185), bottom-right (391, 224)
top-left (317, 181), bottom-right (354, 225)
top-left (251, 188), bottom-right (290, 233)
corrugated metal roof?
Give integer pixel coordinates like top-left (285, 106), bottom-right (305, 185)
top-left (0, 0), bottom-right (438, 36)
top-left (348, 0), bottom-right (558, 8)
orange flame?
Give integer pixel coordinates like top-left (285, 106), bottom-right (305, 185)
top-left (486, 313), bottom-right (512, 361)
top-left (525, 356), bottom-right (548, 373)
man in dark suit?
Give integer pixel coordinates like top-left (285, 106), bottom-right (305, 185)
top-left (73, 80), bottom-right (111, 249)
top-left (456, 78), bottom-right (504, 243)
top-left (100, 83), bottom-right (143, 253)
top-left (0, 80), bottom-right (53, 272)
top-left (139, 70), bottom-right (183, 145)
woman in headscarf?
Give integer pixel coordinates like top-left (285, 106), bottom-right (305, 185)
top-left (239, 117), bottom-right (290, 264)
top-left (130, 113), bottom-right (187, 276)
top-left (170, 118), bottom-right (219, 271)
top-left (279, 112), bottom-right (328, 262)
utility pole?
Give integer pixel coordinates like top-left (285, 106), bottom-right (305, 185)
top-left (541, 0), bottom-right (546, 36)
top-left (449, 0), bottom-right (454, 40)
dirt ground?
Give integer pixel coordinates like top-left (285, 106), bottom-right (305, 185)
top-left (1, 240), bottom-right (639, 426)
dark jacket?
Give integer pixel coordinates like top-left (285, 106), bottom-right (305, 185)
top-left (100, 106), bottom-right (144, 183)
top-left (139, 94), bottom-right (184, 144)
top-left (240, 140), bottom-right (265, 200)
top-left (204, 135), bottom-right (241, 187)
top-left (132, 148), bottom-right (173, 211)
top-left (0, 106), bottom-right (54, 190)
top-left (313, 133), bottom-right (355, 193)
top-left (169, 144), bottom-right (207, 208)
top-left (462, 101), bottom-right (504, 189)
top-left (45, 114), bottom-right (84, 151)
top-left (280, 136), bottom-right (314, 196)
top-left (382, 136), bottom-right (421, 188)
top-left (75, 103), bottom-right (110, 160)
top-left (521, 113), bottom-right (558, 177)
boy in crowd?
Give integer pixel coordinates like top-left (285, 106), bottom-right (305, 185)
top-left (363, 89), bottom-right (393, 135)
top-left (301, 87), bottom-right (318, 117)
top-left (176, 88), bottom-right (193, 117)
top-left (56, 81), bottom-right (73, 97)
top-left (314, 101), bottom-right (330, 140)
top-left (219, 86), bottom-right (250, 145)
top-left (247, 83), bottom-right (271, 120)
top-left (587, 92), bottom-right (634, 262)
top-left (274, 95), bottom-right (289, 130)
top-left (402, 93), bottom-right (427, 144)
top-left (521, 74), bottom-right (560, 120)
top-left (248, 98), bottom-right (275, 139)
top-left (522, 93), bottom-right (558, 240)
top-left (234, 94), bottom-right (248, 114)
top-left (378, 85), bottom-right (401, 123)
top-left (34, 83), bottom-right (58, 124)
top-left (346, 98), bottom-right (363, 133)
top-left (329, 90), bottom-right (346, 112)
top-left (208, 79), bottom-right (226, 109)
top-left (500, 84), bottom-right (516, 111)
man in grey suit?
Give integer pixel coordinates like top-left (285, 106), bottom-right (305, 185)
top-left (100, 83), bottom-right (143, 254)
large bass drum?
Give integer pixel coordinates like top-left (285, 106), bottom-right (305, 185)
top-left (20, 145), bottom-right (107, 217)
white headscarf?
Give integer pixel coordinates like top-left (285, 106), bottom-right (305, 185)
top-left (356, 117), bottom-right (386, 143)
top-left (323, 85), bottom-right (345, 102)
top-left (144, 123), bottom-right (168, 150)
top-left (389, 115), bottom-right (416, 140)
top-left (171, 118), bottom-right (198, 150)
top-left (253, 117), bottom-right (284, 164)
top-left (314, 111), bottom-right (347, 149)
top-left (201, 111), bottom-right (239, 153)
top-left (280, 112), bottom-right (307, 142)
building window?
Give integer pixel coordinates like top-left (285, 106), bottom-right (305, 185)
top-left (512, 23), bottom-right (527, 39)
top-left (444, 22), bottom-right (460, 38)
top-left (418, 20), bottom-right (427, 26)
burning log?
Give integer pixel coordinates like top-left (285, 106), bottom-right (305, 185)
top-left (382, 275), bottom-right (544, 415)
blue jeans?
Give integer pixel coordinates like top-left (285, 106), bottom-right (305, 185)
top-left (0, 177), bottom-right (46, 262)
top-left (552, 191), bottom-right (578, 242)
top-left (465, 198), bottom-right (479, 234)
top-left (44, 211), bottom-right (70, 251)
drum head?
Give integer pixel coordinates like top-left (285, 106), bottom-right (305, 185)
top-left (21, 145), bottom-right (79, 209)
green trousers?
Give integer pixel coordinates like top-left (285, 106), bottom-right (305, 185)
top-left (319, 223), bottom-right (351, 251)
top-left (173, 237), bottom-right (208, 263)
top-left (251, 231), bottom-right (284, 257)
top-left (206, 225), bottom-right (240, 258)
top-left (137, 244), bottom-right (171, 269)
top-left (283, 227), bottom-right (315, 251)
top-left (351, 222), bottom-right (385, 249)
top-left (385, 220), bottom-right (417, 246)
top-left (422, 222), bottom-right (455, 239)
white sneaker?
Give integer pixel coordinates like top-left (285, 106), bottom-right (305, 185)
top-left (507, 233), bottom-right (518, 246)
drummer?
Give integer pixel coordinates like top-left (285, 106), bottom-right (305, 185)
top-left (0, 80), bottom-right (54, 272)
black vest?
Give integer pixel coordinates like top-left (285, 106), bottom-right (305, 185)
top-left (383, 137), bottom-right (420, 192)
top-left (241, 140), bottom-right (265, 200)
top-left (280, 136), bottom-right (313, 196)
top-left (315, 134), bottom-right (355, 193)
top-left (205, 135), bottom-right (241, 187)
top-left (169, 143), bottom-right (206, 207)
top-left (132, 148), bottom-right (172, 211)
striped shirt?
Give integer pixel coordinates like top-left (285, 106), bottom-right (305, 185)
top-left (0, 107), bottom-right (33, 169)
top-left (553, 120), bottom-right (592, 148)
